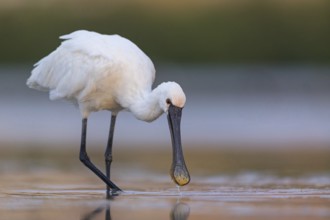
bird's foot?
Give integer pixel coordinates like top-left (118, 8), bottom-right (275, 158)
top-left (106, 188), bottom-right (122, 199)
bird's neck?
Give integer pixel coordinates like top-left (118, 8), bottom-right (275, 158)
top-left (129, 85), bottom-right (165, 122)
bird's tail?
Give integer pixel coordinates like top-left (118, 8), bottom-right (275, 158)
top-left (26, 51), bottom-right (59, 92)
top-left (27, 65), bottom-right (50, 92)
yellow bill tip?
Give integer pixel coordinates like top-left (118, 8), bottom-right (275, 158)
top-left (171, 165), bottom-right (190, 186)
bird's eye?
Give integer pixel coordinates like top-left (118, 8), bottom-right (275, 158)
top-left (166, 98), bottom-right (172, 105)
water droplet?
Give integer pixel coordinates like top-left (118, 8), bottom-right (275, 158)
top-left (176, 185), bottom-right (182, 196)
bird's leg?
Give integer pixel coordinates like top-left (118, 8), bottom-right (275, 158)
top-left (79, 118), bottom-right (122, 194)
top-left (104, 114), bottom-right (117, 198)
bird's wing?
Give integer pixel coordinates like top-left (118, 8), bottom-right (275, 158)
top-left (27, 30), bottom-right (156, 102)
top-left (27, 31), bottom-right (117, 101)
top-left (59, 30), bottom-right (115, 61)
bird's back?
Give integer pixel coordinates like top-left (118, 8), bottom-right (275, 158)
top-left (27, 30), bottom-right (155, 115)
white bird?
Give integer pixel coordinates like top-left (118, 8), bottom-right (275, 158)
top-left (26, 30), bottom-right (190, 195)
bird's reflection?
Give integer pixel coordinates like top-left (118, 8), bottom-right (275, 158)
top-left (82, 196), bottom-right (190, 220)
top-left (170, 202), bottom-right (190, 220)
top-left (81, 206), bottom-right (109, 220)
top-left (81, 198), bottom-right (112, 220)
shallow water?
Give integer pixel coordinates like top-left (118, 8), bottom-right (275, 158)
top-left (0, 148), bottom-right (329, 219)
top-left (1, 173), bottom-right (330, 220)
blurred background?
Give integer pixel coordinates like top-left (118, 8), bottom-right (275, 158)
top-left (0, 0), bottom-right (330, 178)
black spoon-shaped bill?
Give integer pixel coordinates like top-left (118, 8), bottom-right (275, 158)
top-left (167, 104), bottom-right (190, 186)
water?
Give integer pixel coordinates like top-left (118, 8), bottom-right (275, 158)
top-left (0, 173), bottom-right (330, 220)
top-left (1, 171), bottom-right (330, 219)
top-left (0, 148), bottom-right (329, 219)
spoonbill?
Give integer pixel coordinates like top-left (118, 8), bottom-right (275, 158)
top-left (26, 30), bottom-right (190, 195)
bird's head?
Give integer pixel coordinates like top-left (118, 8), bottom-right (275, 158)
top-left (159, 82), bottom-right (186, 113)
top-left (159, 82), bottom-right (190, 186)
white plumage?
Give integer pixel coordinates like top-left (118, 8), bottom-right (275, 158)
top-left (27, 30), bottom-right (185, 120)
top-left (26, 30), bottom-right (190, 193)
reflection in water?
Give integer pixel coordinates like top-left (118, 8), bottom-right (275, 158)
top-left (171, 202), bottom-right (190, 220)
top-left (82, 201), bottom-right (111, 220)
top-left (105, 205), bottom-right (111, 220)
top-left (82, 206), bottom-right (108, 220)
top-left (82, 197), bottom-right (190, 220)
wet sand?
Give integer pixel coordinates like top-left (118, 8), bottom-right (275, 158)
top-left (0, 147), bottom-right (329, 219)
